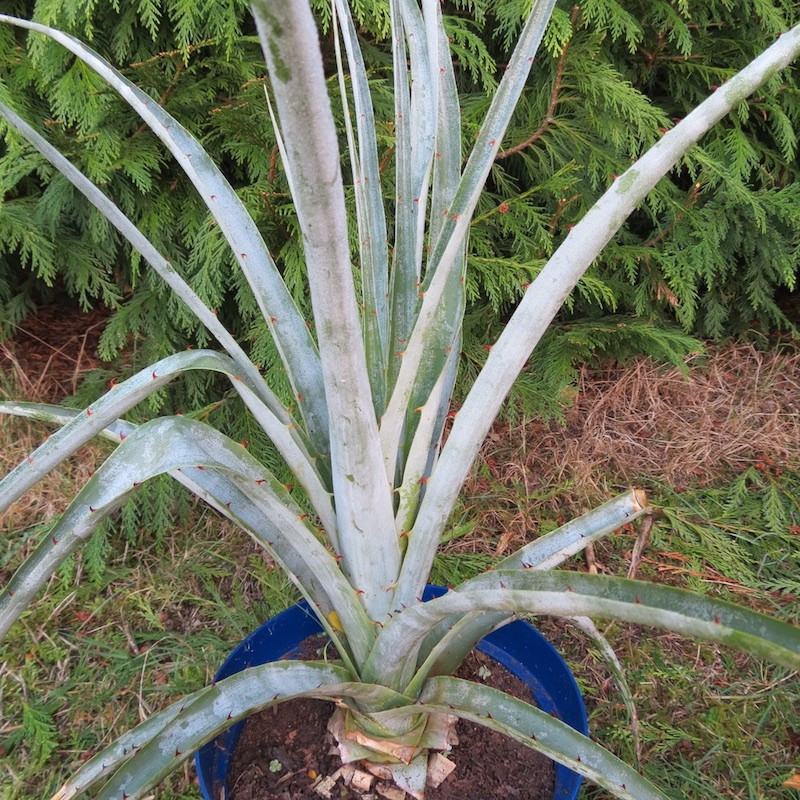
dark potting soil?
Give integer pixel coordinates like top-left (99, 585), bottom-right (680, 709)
top-left (225, 638), bottom-right (555, 800)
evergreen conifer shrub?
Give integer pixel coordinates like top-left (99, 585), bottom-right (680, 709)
top-left (1, 1), bottom-right (798, 366)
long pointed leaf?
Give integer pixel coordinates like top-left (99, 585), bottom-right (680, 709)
top-left (0, 403), bottom-right (356, 668)
top-left (395, 23), bottom-right (800, 610)
top-left (333, 0), bottom-right (390, 415)
top-left (569, 616), bottom-right (641, 765)
top-left (387, 0), bottom-right (436, 394)
top-left (0, 15), bottom-right (329, 453)
top-left (389, 22), bottom-right (465, 489)
top-left (0, 402), bottom-right (138, 443)
top-left (98, 667), bottom-right (408, 800)
top-left (367, 571), bottom-right (800, 689)
top-left (421, 0), bottom-right (557, 289)
top-left (0, 100), bottom-right (281, 419)
top-left (54, 662), bottom-right (408, 800)
top-left (0, 351), bottom-right (332, 535)
top-left (407, 678), bottom-right (668, 800)
top-left (380, 0), bottom-right (555, 489)
top-left (425, 0), bottom-right (461, 248)
top-left (403, 1), bottom-right (466, 480)
top-left (254, 1), bottom-right (400, 621)
top-left (49, 699), bottom-right (201, 800)
top-left (0, 416), bottom-right (375, 666)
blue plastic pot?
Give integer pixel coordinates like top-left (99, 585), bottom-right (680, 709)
top-left (196, 587), bottom-right (587, 799)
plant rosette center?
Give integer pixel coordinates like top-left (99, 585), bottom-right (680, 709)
top-left (327, 705), bottom-right (458, 797)
top-left (330, 705), bottom-right (458, 763)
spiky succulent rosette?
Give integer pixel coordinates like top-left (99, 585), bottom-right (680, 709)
top-left (1, 3), bottom-right (799, 799)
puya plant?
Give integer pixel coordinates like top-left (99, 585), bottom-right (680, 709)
top-left (0, 2), bottom-right (799, 799)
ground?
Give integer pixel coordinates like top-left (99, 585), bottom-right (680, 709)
top-left (0, 307), bottom-right (798, 799)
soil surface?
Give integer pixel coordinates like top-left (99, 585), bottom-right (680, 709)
top-left (226, 641), bottom-right (554, 800)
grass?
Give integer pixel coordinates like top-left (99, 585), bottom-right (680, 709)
top-left (1, 343), bottom-right (799, 799)
top-left (429, 468), bottom-right (800, 798)
top-left (566, 483), bottom-right (800, 800)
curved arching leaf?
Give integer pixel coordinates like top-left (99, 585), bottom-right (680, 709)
top-left (378, 677), bottom-right (671, 800)
top-left (393, 490), bottom-right (651, 687)
top-left (0, 350), bottom-right (332, 534)
top-left (568, 616), bottom-right (641, 764)
top-left (404, 491), bottom-right (652, 687)
top-left (93, 663), bottom-right (408, 800)
top-left (0, 416), bottom-right (375, 667)
top-left (0, 14), bottom-right (329, 455)
top-left (0, 403), bottom-right (355, 667)
top-left (366, 571), bottom-right (800, 689)
top-left (0, 100), bottom-right (282, 419)
top-left (49, 699), bottom-right (200, 800)
top-left (52, 661), bottom-right (409, 800)
top-left (0, 401), bottom-right (138, 443)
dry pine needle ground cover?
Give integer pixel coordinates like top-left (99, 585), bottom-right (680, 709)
top-left (1, 319), bottom-right (799, 799)
top-left (458, 343), bottom-right (800, 555)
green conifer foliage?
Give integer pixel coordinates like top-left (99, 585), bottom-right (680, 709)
top-left (485, 0), bottom-right (800, 341)
top-left (0, 0), bottom-right (798, 413)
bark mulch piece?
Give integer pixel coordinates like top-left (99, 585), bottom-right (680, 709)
top-left (0, 304), bottom-right (110, 402)
top-left (227, 643), bottom-right (555, 800)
